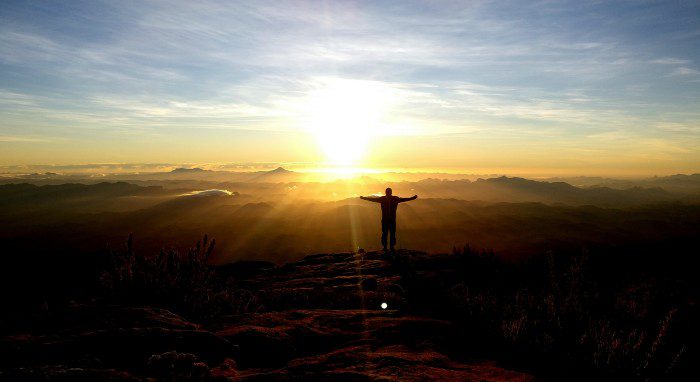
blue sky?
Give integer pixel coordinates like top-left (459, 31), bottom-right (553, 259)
top-left (0, 1), bottom-right (699, 174)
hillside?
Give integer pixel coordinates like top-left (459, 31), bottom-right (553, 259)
top-left (2, 182), bottom-right (699, 263)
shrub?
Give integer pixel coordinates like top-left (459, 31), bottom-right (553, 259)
top-left (437, 245), bottom-right (693, 380)
top-left (99, 234), bottom-right (259, 321)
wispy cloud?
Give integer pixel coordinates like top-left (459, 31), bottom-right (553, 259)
top-left (668, 67), bottom-right (700, 77)
top-left (650, 57), bottom-right (691, 65)
top-left (1, 0), bottom-right (699, 171)
top-left (0, 135), bottom-right (52, 143)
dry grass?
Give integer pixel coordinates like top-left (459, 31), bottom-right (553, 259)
top-left (99, 234), bottom-right (260, 321)
top-left (442, 246), bottom-right (692, 380)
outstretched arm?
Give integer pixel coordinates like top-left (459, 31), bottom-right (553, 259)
top-left (398, 195), bottom-right (418, 203)
top-left (360, 196), bottom-right (382, 202)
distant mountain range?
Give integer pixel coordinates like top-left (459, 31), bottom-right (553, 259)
top-left (170, 167), bottom-right (209, 174)
top-left (248, 167), bottom-right (299, 183)
top-left (3, 181), bottom-right (699, 263)
top-left (140, 166), bottom-right (303, 182)
top-left (4, 168), bottom-right (700, 195)
top-left (545, 173), bottom-right (700, 194)
top-left (0, 173), bottom-right (693, 216)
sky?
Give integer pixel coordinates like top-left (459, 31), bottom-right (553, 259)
top-left (1, 0), bottom-right (699, 175)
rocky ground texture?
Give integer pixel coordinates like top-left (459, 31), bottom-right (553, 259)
top-left (1, 250), bottom-right (536, 381)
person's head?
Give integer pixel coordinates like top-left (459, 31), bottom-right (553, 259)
top-left (385, 187), bottom-right (392, 196)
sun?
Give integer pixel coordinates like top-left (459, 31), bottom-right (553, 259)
top-left (305, 79), bottom-right (391, 166)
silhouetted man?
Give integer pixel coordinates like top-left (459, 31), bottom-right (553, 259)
top-left (360, 188), bottom-right (417, 252)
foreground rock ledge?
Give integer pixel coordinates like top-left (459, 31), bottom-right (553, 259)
top-left (1, 250), bottom-right (537, 381)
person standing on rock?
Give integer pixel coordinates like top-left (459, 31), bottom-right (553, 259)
top-left (360, 188), bottom-right (417, 252)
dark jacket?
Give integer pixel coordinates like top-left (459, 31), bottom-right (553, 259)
top-left (360, 195), bottom-right (416, 221)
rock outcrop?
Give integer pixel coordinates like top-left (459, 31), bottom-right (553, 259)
top-left (1, 250), bottom-right (536, 381)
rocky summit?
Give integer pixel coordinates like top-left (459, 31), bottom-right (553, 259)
top-left (0, 250), bottom-right (536, 381)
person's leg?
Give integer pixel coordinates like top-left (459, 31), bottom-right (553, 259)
top-left (381, 220), bottom-right (388, 250)
top-left (389, 220), bottom-right (397, 250)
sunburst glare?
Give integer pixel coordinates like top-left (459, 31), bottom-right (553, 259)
top-left (305, 79), bottom-right (393, 166)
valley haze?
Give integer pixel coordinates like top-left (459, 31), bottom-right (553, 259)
top-left (2, 166), bottom-right (699, 263)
